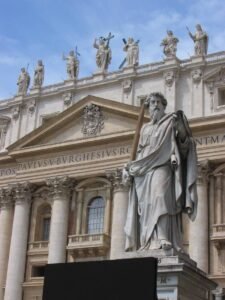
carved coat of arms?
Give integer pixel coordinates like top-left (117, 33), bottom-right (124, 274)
top-left (82, 104), bottom-right (104, 136)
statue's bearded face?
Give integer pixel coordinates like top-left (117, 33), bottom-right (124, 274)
top-left (149, 96), bottom-right (165, 123)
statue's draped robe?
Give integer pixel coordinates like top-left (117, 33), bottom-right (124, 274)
top-left (124, 113), bottom-right (197, 251)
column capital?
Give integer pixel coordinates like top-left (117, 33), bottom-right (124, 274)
top-left (46, 176), bottom-right (75, 198)
top-left (11, 182), bottom-right (33, 205)
top-left (197, 160), bottom-right (210, 185)
top-left (0, 187), bottom-right (13, 209)
top-left (106, 168), bottom-right (130, 192)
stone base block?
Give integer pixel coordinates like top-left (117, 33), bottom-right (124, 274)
top-left (112, 250), bottom-right (217, 300)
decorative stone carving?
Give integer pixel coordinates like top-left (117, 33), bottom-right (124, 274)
top-left (0, 115), bottom-right (10, 150)
top-left (46, 176), bottom-right (74, 197)
top-left (11, 105), bottom-right (20, 120)
top-left (93, 33), bottom-right (114, 72)
top-left (62, 50), bottom-right (79, 80)
top-left (0, 187), bottom-right (13, 209)
top-left (27, 99), bottom-right (36, 115)
top-left (11, 182), bottom-right (32, 204)
top-left (33, 60), bottom-right (44, 88)
top-left (160, 30), bottom-right (179, 58)
top-left (122, 79), bottom-right (132, 93)
top-left (62, 92), bottom-right (73, 106)
top-left (164, 71), bottom-right (176, 87)
top-left (192, 68), bottom-right (202, 85)
top-left (17, 67), bottom-right (30, 95)
top-left (82, 103), bottom-right (104, 136)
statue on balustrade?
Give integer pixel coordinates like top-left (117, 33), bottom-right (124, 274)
top-left (124, 92), bottom-right (198, 251)
top-left (62, 50), bottom-right (79, 80)
top-left (33, 60), bottom-right (44, 88)
top-left (161, 30), bottom-right (179, 58)
top-left (93, 32), bottom-right (114, 72)
top-left (122, 37), bottom-right (139, 68)
top-left (17, 67), bottom-right (30, 95)
top-left (187, 24), bottom-right (208, 56)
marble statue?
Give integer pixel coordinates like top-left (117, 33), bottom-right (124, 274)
top-left (161, 30), bottom-right (179, 58)
top-left (124, 92), bottom-right (198, 251)
top-left (187, 24), bottom-right (208, 56)
top-left (93, 33), bottom-right (113, 72)
top-left (33, 60), bottom-right (44, 87)
top-left (17, 67), bottom-right (30, 95)
top-left (62, 50), bottom-right (79, 80)
top-left (123, 37), bottom-right (139, 67)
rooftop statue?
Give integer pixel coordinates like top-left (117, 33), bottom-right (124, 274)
top-left (120, 37), bottom-right (139, 68)
top-left (93, 32), bottom-right (114, 72)
top-left (62, 49), bottom-right (79, 80)
top-left (33, 60), bottom-right (44, 88)
top-left (161, 30), bottom-right (179, 58)
top-left (17, 67), bottom-right (30, 96)
top-left (187, 24), bottom-right (208, 56)
top-left (124, 92), bottom-right (198, 251)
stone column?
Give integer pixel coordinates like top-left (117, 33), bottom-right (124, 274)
top-left (0, 188), bottom-right (13, 300)
top-left (46, 176), bottom-right (73, 264)
top-left (4, 183), bottom-right (32, 300)
top-left (189, 161), bottom-right (209, 273)
top-left (107, 169), bottom-right (130, 260)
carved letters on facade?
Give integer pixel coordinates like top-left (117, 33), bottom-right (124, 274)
top-left (82, 103), bottom-right (104, 136)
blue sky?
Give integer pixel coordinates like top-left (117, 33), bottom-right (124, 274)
top-left (1, 0), bottom-right (225, 99)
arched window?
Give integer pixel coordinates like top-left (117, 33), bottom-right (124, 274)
top-left (87, 197), bottom-right (105, 234)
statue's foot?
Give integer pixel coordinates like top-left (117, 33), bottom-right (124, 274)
top-left (160, 239), bottom-right (172, 250)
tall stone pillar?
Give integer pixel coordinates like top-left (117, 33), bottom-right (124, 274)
top-left (189, 161), bottom-right (209, 273)
top-left (0, 188), bottom-right (13, 300)
top-left (46, 176), bottom-right (73, 264)
top-left (4, 183), bottom-right (32, 300)
top-left (107, 169), bottom-right (129, 259)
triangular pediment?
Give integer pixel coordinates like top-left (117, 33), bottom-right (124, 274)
top-left (203, 65), bottom-right (225, 83)
top-left (8, 95), bottom-right (148, 157)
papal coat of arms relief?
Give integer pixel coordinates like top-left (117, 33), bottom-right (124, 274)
top-left (82, 103), bottom-right (104, 136)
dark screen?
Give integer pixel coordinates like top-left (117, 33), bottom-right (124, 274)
top-left (43, 257), bottom-right (157, 300)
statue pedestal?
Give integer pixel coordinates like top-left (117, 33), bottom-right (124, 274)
top-left (113, 250), bottom-right (217, 300)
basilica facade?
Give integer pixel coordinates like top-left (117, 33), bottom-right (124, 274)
top-left (1, 47), bottom-right (225, 299)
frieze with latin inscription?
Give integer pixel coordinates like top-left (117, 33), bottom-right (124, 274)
top-left (194, 133), bottom-right (225, 146)
top-left (0, 145), bottom-right (131, 177)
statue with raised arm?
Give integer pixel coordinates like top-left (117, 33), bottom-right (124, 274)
top-left (161, 30), bottom-right (179, 58)
top-left (124, 92), bottom-right (198, 251)
top-left (33, 60), bottom-right (44, 88)
top-left (17, 67), bottom-right (30, 95)
top-left (93, 33), bottom-right (114, 72)
top-left (62, 50), bottom-right (79, 80)
top-left (187, 24), bottom-right (208, 56)
top-left (123, 37), bottom-right (139, 67)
